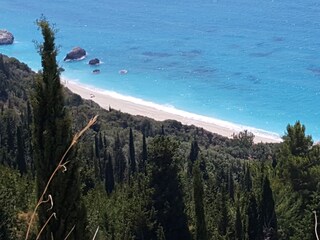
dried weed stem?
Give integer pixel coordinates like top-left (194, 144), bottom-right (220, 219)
top-left (92, 226), bottom-right (99, 240)
top-left (314, 211), bottom-right (319, 240)
top-left (25, 115), bottom-right (98, 240)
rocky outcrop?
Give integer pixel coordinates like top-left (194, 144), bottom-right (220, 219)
top-left (92, 69), bottom-right (100, 74)
top-left (64, 47), bottom-right (86, 61)
top-left (89, 58), bottom-right (100, 65)
top-left (0, 30), bottom-right (14, 45)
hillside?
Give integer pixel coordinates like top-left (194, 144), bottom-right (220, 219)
top-left (0, 53), bottom-right (319, 239)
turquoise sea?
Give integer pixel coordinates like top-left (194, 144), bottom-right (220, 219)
top-left (1, 0), bottom-right (320, 140)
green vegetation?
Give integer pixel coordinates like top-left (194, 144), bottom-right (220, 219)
top-left (1, 20), bottom-right (320, 239)
top-left (30, 18), bottom-right (89, 239)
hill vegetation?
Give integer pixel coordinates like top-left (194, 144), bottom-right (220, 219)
top-left (1, 20), bottom-right (320, 240)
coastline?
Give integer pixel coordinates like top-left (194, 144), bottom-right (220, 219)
top-left (62, 78), bottom-right (282, 143)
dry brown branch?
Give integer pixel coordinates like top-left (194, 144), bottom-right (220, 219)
top-left (25, 115), bottom-right (98, 240)
top-left (314, 211), bottom-right (319, 240)
top-left (35, 212), bottom-right (57, 240)
top-left (92, 226), bottom-right (99, 240)
top-left (64, 225), bottom-right (76, 240)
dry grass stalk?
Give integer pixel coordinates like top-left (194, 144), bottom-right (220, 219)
top-left (25, 115), bottom-right (98, 240)
top-left (64, 225), bottom-right (76, 240)
top-left (92, 226), bottom-right (99, 240)
top-left (35, 212), bottom-right (56, 240)
top-left (314, 211), bottom-right (319, 240)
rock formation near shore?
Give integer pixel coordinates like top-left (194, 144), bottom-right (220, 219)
top-left (0, 30), bottom-right (14, 45)
top-left (64, 47), bottom-right (86, 61)
top-left (89, 58), bottom-right (100, 65)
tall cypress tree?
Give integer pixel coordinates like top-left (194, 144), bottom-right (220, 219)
top-left (228, 169), bottom-right (235, 201)
top-left (0, 54), bottom-right (9, 101)
top-left (32, 17), bottom-right (88, 240)
top-left (189, 140), bottom-right (199, 164)
top-left (188, 139), bottom-right (199, 175)
top-left (16, 126), bottom-right (27, 175)
top-left (129, 128), bottom-right (136, 176)
top-left (105, 151), bottom-right (115, 194)
top-left (139, 132), bottom-right (147, 174)
top-left (244, 165), bottom-right (253, 192)
top-left (261, 176), bottom-right (278, 239)
top-left (235, 205), bottom-right (243, 240)
top-left (193, 160), bottom-right (208, 240)
top-left (217, 189), bottom-right (229, 237)
top-left (5, 116), bottom-right (14, 154)
top-left (247, 194), bottom-right (259, 240)
top-left (149, 136), bottom-right (191, 240)
top-left (113, 134), bottom-right (126, 183)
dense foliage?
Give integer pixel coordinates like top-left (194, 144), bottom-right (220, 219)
top-left (1, 24), bottom-right (320, 239)
top-left (31, 18), bottom-right (88, 239)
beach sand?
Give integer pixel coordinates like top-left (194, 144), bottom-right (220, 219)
top-left (63, 79), bottom-right (282, 143)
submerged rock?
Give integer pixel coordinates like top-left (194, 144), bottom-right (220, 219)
top-left (64, 47), bottom-right (86, 61)
top-left (93, 69), bottom-right (100, 74)
top-left (119, 69), bottom-right (128, 75)
top-left (0, 30), bottom-right (14, 45)
top-left (89, 58), bottom-right (100, 65)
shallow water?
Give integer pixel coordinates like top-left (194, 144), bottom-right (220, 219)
top-left (1, 0), bottom-right (320, 139)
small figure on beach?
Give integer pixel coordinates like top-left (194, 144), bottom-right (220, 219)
top-left (90, 93), bottom-right (95, 98)
top-left (119, 69), bottom-right (128, 75)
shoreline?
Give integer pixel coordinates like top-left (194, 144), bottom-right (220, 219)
top-left (62, 78), bottom-right (282, 143)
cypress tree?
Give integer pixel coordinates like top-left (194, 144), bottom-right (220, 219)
top-left (26, 101), bottom-right (33, 127)
top-left (235, 205), bottom-right (243, 240)
top-left (32, 17), bottom-right (88, 240)
top-left (16, 126), bottom-right (27, 175)
top-left (189, 140), bottom-right (199, 164)
top-left (139, 132), bottom-right (148, 174)
top-left (261, 176), bottom-right (278, 239)
top-left (98, 132), bottom-right (103, 150)
top-left (228, 169), bottom-right (235, 201)
top-left (94, 134), bottom-right (100, 158)
top-left (247, 194), bottom-right (259, 240)
top-left (217, 190), bottom-right (229, 236)
top-left (193, 161), bottom-right (208, 240)
top-left (244, 165), bottom-right (252, 192)
top-left (0, 54), bottom-right (9, 101)
top-left (188, 139), bottom-right (199, 175)
top-left (5, 116), bottom-right (14, 153)
top-left (113, 134), bottom-right (126, 183)
top-left (129, 128), bottom-right (136, 176)
top-left (149, 136), bottom-right (191, 240)
top-left (105, 151), bottom-right (115, 194)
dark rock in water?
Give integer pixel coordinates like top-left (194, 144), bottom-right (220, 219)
top-left (58, 67), bottom-right (65, 72)
top-left (89, 58), bottom-right (100, 65)
top-left (64, 47), bottom-right (86, 61)
top-left (119, 69), bottom-right (128, 75)
top-left (0, 30), bottom-right (14, 45)
top-left (93, 69), bottom-right (100, 74)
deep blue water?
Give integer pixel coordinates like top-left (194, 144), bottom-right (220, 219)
top-left (1, 0), bottom-right (320, 140)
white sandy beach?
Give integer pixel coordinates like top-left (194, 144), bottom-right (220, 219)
top-left (63, 79), bottom-right (282, 143)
